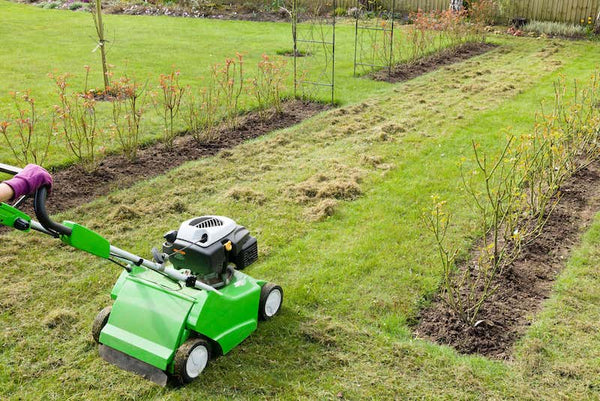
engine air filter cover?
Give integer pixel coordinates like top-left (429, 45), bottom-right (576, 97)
top-left (163, 216), bottom-right (258, 281)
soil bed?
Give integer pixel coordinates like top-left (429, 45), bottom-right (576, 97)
top-left (17, 100), bottom-right (326, 216)
top-left (415, 162), bottom-right (600, 358)
top-left (104, 3), bottom-right (291, 22)
top-left (370, 42), bottom-right (497, 83)
top-left (102, 3), bottom-right (325, 22)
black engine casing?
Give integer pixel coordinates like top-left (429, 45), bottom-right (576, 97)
top-left (162, 216), bottom-right (258, 284)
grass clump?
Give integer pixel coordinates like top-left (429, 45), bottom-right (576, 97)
top-left (304, 198), bottom-right (338, 222)
top-left (291, 171), bottom-right (363, 203)
top-left (522, 20), bottom-right (588, 38)
top-left (43, 308), bottom-right (78, 329)
top-left (226, 186), bottom-right (266, 205)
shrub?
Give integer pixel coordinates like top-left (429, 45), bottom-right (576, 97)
top-left (184, 76), bottom-right (220, 143)
top-left (522, 20), bottom-right (587, 38)
top-left (0, 90), bottom-right (53, 165)
top-left (69, 1), bottom-right (86, 10)
top-left (154, 67), bottom-right (185, 148)
top-left (110, 75), bottom-right (147, 160)
top-left (401, 9), bottom-right (480, 65)
top-left (333, 7), bottom-right (346, 17)
top-left (425, 73), bottom-right (600, 326)
top-left (50, 72), bottom-right (103, 172)
top-left (212, 53), bottom-right (244, 129)
top-left (249, 54), bottom-right (288, 117)
top-left (467, 0), bottom-right (497, 26)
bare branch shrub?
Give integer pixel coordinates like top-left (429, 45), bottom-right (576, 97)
top-left (110, 75), bottom-right (147, 160)
top-left (0, 90), bottom-right (53, 165)
top-left (424, 72), bottom-right (600, 325)
top-left (50, 71), bottom-right (103, 172)
top-left (249, 54), bottom-right (289, 118)
top-left (155, 67), bottom-right (185, 149)
top-left (212, 53), bottom-right (245, 129)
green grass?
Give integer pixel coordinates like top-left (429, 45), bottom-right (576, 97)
top-left (0, 1), bottom-right (392, 167)
top-left (0, 1), bottom-right (482, 169)
top-left (3, 2), bottom-right (600, 399)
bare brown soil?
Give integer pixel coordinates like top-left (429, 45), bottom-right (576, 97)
top-left (18, 100), bottom-right (325, 216)
top-left (103, 3), bottom-right (314, 22)
top-left (415, 162), bottom-right (600, 358)
top-left (371, 42), bottom-right (497, 83)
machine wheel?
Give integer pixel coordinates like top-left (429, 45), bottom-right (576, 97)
top-left (173, 338), bottom-right (211, 384)
top-left (92, 306), bottom-right (112, 344)
top-left (259, 283), bottom-right (283, 321)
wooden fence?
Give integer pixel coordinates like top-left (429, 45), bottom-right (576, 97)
top-left (334, 0), bottom-right (600, 24)
top-left (507, 0), bottom-right (600, 23)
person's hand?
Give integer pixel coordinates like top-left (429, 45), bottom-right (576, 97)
top-left (3, 164), bottom-right (53, 200)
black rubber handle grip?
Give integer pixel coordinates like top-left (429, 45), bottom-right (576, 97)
top-left (34, 186), bottom-right (72, 236)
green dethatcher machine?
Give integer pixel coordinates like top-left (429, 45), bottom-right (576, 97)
top-left (0, 163), bottom-right (283, 386)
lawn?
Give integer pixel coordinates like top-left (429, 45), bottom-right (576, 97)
top-left (0, 1), bottom-right (392, 167)
top-left (0, 1), bottom-right (483, 169)
top-left (2, 2), bottom-right (600, 400)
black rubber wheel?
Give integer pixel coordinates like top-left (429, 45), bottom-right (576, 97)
top-left (259, 283), bottom-right (283, 321)
top-left (92, 306), bottom-right (112, 343)
top-left (173, 338), bottom-right (211, 384)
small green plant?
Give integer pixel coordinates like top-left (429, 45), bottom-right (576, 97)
top-left (0, 90), bottom-right (53, 165)
top-left (43, 2), bottom-right (60, 9)
top-left (333, 7), bottom-right (346, 17)
top-left (69, 1), bottom-right (86, 11)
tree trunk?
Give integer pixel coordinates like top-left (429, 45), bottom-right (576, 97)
top-left (450, 0), bottom-right (463, 11)
top-left (93, 0), bottom-right (110, 91)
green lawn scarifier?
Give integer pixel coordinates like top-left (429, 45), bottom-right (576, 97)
top-left (0, 162), bottom-right (283, 386)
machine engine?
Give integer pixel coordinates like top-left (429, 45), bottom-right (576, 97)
top-left (162, 216), bottom-right (258, 285)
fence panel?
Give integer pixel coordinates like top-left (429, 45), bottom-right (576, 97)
top-left (333, 0), bottom-right (599, 24)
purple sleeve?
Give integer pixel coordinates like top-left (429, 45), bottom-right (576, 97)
top-left (3, 164), bottom-right (53, 200)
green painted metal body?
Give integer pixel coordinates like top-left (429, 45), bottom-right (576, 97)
top-left (0, 203), bottom-right (31, 231)
top-left (60, 221), bottom-right (111, 259)
top-left (100, 265), bottom-right (265, 371)
top-left (0, 209), bottom-right (268, 374)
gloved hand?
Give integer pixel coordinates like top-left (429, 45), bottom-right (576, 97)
top-left (3, 164), bottom-right (53, 200)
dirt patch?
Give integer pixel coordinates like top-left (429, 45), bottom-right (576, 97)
top-left (415, 162), bottom-right (600, 358)
top-left (104, 3), bottom-right (294, 22)
top-left (276, 49), bottom-right (312, 57)
top-left (371, 42), bottom-right (498, 84)
top-left (12, 100), bottom-right (325, 219)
